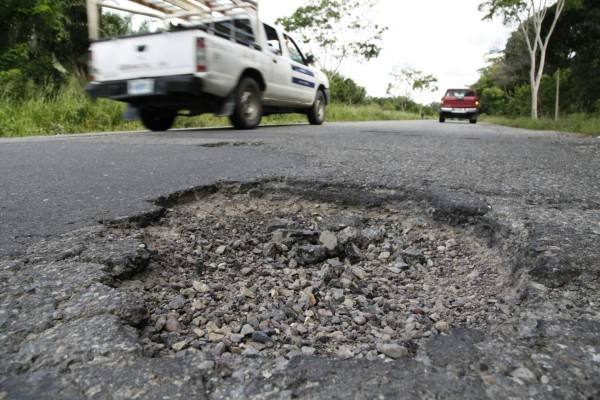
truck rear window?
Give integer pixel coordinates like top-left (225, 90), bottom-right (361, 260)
top-left (208, 18), bottom-right (255, 46)
top-left (213, 20), bottom-right (233, 39)
top-left (446, 90), bottom-right (475, 97)
top-left (234, 19), bottom-right (254, 46)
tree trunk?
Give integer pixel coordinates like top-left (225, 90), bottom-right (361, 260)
top-left (531, 87), bottom-right (539, 119)
top-left (529, 51), bottom-right (539, 120)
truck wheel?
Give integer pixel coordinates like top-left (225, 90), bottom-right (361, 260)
top-left (139, 108), bottom-right (176, 131)
top-left (230, 78), bottom-right (262, 129)
top-left (439, 114), bottom-right (445, 123)
top-left (469, 118), bottom-right (477, 124)
top-left (307, 90), bottom-right (326, 125)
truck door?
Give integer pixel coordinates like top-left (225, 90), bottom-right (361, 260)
top-left (261, 24), bottom-right (291, 104)
top-left (282, 34), bottom-right (316, 105)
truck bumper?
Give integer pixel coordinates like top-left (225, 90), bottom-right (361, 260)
top-left (439, 107), bottom-right (478, 119)
top-left (85, 75), bottom-right (225, 114)
top-left (85, 75), bottom-right (204, 101)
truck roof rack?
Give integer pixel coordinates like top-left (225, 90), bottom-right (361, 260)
top-left (86, 0), bottom-right (258, 39)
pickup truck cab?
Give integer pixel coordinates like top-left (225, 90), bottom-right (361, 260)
top-left (439, 88), bottom-right (480, 124)
top-left (85, 1), bottom-right (330, 131)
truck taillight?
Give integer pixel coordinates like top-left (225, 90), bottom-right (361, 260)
top-left (196, 38), bottom-right (206, 72)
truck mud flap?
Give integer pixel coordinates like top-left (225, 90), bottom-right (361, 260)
top-left (123, 105), bottom-right (140, 121)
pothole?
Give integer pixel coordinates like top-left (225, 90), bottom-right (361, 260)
top-left (116, 182), bottom-right (513, 360)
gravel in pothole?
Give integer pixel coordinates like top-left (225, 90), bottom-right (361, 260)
top-left (117, 186), bottom-right (510, 361)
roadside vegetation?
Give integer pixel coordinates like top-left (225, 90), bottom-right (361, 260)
top-left (481, 115), bottom-right (600, 137)
top-left (0, 77), bottom-right (424, 137)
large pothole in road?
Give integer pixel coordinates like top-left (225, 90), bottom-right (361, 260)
top-left (116, 182), bottom-right (513, 360)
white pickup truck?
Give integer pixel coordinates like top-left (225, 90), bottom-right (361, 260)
top-left (85, 1), bottom-right (330, 131)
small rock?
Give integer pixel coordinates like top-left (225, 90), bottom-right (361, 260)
top-left (361, 227), bottom-right (384, 243)
top-left (191, 300), bottom-right (205, 311)
top-left (241, 324), bottom-right (255, 336)
top-left (319, 231), bottom-right (339, 251)
top-left (377, 344), bottom-right (409, 359)
top-left (331, 288), bottom-right (345, 301)
top-left (229, 334), bottom-right (244, 343)
top-left (172, 341), bottom-right (187, 351)
top-left (401, 248), bottom-right (426, 263)
top-left (305, 288), bottom-right (318, 306)
top-left (165, 317), bottom-right (182, 333)
top-left (467, 270), bottom-right (479, 279)
top-left (155, 316), bottom-right (167, 331)
top-left (241, 287), bottom-right (256, 299)
top-left (345, 243), bottom-right (363, 264)
top-left (434, 321), bottom-right (450, 333)
top-left (335, 346), bottom-right (354, 359)
top-left (297, 245), bottom-right (329, 265)
top-left (252, 331), bottom-right (273, 343)
top-left (212, 342), bottom-right (227, 356)
top-left (193, 328), bottom-right (206, 338)
top-left (215, 245), bottom-right (227, 255)
top-left (263, 242), bottom-right (278, 258)
top-left (387, 262), bottom-right (409, 274)
top-left (445, 239), bottom-right (457, 248)
top-left (208, 332), bottom-right (224, 342)
top-left (353, 315), bottom-right (367, 325)
top-left (193, 281), bottom-right (211, 293)
top-left (510, 367), bottom-right (536, 381)
top-left (180, 288), bottom-right (196, 298)
top-left (338, 227), bottom-right (359, 245)
top-left (351, 266), bottom-right (368, 281)
top-left (168, 295), bottom-right (186, 310)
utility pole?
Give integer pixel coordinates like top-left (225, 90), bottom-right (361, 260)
top-left (87, 0), bottom-right (99, 40)
top-left (555, 68), bottom-right (560, 121)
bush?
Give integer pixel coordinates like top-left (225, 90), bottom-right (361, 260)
top-left (0, 69), bottom-right (37, 102)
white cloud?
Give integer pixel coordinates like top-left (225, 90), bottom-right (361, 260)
top-left (260, 0), bottom-right (511, 103)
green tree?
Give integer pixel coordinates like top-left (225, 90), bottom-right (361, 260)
top-left (329, 74), bottom-right (366, 104)
top-left (480, 87), bottom-right (506, 115)
top-left (387, 64), bottom-right (438, 113)
top-left (479, 0), bottom-right (566, 119)
top-left (276, 0), bottom-right (387, 77)
top-left (0, 0), bottom-right (91, 84)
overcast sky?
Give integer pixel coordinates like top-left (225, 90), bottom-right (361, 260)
top-left (259, 0), bottom-right (512, 103)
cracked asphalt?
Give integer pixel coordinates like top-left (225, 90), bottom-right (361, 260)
top-left (0, 120), bottom-right (599, 399)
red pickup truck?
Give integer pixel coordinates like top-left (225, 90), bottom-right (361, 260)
top-left (439, 88), bottom-right (480, 124)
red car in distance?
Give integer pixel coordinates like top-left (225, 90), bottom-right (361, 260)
top-left (439, 88), bottom-right (480, 124)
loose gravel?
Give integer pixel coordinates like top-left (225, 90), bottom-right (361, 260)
top-left (116, 183), bottom-right (524, 361)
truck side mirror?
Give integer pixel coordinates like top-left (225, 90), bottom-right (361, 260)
top-left (304, 53), bottom-right (316, 65)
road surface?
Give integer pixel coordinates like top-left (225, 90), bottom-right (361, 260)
top-left (0, 121), bottom-right (598, 399)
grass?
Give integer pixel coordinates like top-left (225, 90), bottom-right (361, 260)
top-left (0, 80), bottom-right (422, 137)
top-left (481, 115), bottom-right (600, 137)
top-left (0, 78), bottom-right (421, 137)
top-left (1, 78), bottom-right (597, 137)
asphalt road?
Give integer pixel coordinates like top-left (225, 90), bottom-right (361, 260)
top-left (1, 120), bottom-right (599, 399)
top-left (1, 120), bottom-right (598, 257)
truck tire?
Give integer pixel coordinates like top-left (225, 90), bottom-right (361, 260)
top-left (469, 118), bottom-right (477, 124)
top-left (307, 90), bottom-right (326, 125)
top-left (439, 114), bottom-right (445, 123)
top-left (230, 78), bottom-right (262, 129)
top-left (139, 108), bottom-right (176, 131)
